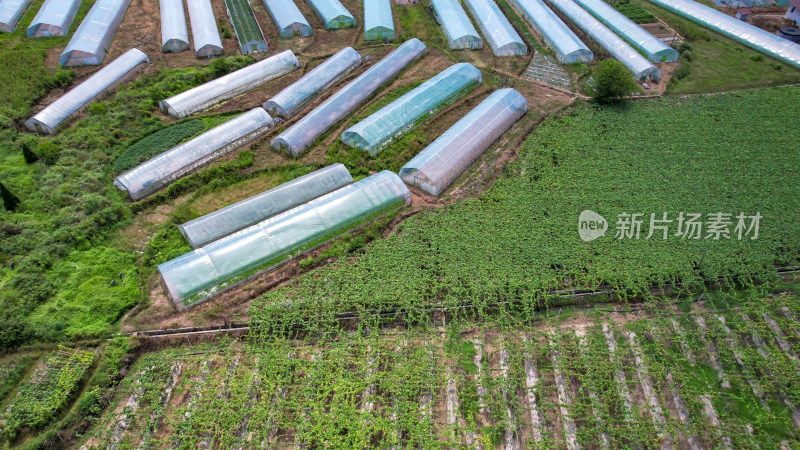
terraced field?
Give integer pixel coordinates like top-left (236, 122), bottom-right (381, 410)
top-left (50, 287), bottom-right (799, 448)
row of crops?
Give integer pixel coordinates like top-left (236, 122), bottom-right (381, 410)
top-left (0, 348), bottom-right (94, 442)
top-left (55, 287), bottom-right (799, 448)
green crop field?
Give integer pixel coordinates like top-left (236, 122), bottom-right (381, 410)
top-left (252, 86), bottom-right (800, 327)
top-left (0, 0), bottom-right (799, 446)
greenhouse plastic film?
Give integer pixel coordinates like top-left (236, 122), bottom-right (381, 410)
top-left (431, 0), bottom-right (483, 50)
top-left (114, 108), bottom-right (274, 201)
top-left (400, 88), bottom-right (526, 196)
top-left (27, 0), bottom-right (81, 38)
top-left (271, 38), bottom-right (427, 157)
top-left (507, 0), bottom-right (592, 63)
top-left (550, 0), bottom-right (661, 79)
top-left (160, 50), bottom-right (300, 118)
top-left (264, 47), bottom-right (362, 119)
top-left (573, 0), bottom-right (677, 62)
top-left (60, 0), bottom-right (132, 66)
top-left (647, 0), bottom-right (800, 68)
top-left (263, 0), bottom-right (312, 38)
top-left (0, 0), bottom-right (33, 33)
top-left (307, 0), bottom-right (356, 29)
top-left (25, 49), bottom-right (150, 135)
top-left (0, 0), bottom-right (32, 34)
top-left (159, 170), bottom-right (410, 308)
top-left (364, 0), bottom-right (394, 40)
top-left (187, 0), bottom-right (223, 57)
top-left (179, 164), bottom-right (354, 248)
top-left (463, 0), bottom-right (527, 56)
top-left (161, 0), bottom-right (190, 53)
top-left (342, 62), bottom-right (482, 156)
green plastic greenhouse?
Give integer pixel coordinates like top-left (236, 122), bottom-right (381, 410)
top-left (342, 63), bottom-right (482, 155)
top-left (364, 0), bottom-right (395, 40)
top-left (159, 171), bottom-right (411, 309)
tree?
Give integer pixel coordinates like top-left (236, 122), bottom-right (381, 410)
top-left (590, 59), bottom-right (641, 104)
top-left (22, 142), bottom-right (38, 164)
top-left (0, 181), bottom-right (20, 211)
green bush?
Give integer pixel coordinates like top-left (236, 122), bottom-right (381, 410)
top-left (36, 141), bottom-right (59, 165)
top-left (674, 63), bottom-right (692, 80)
top-left (589, 59), bottom-right (642, 104)
top-left (112, 119), bottom-right (205, 173)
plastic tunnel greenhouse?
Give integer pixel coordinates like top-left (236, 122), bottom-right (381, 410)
top-left (307, 0), bottom-right (356, 29)
top-left (573, 0), bottom-right (677, 62)
top-left (60, 0), bottom-right (132, 66)
top-left (160, 50), bottom-right (300, 118)
top-left (342, 63), bottom-right (482, 156)
top-left (364, 0), bottom-right (395, 40)
top-left (550, 0), bottom-right (660, 80)
top-left (507, 0), bottom-right (592, 63)
top-left (27, 0), bottom-right (81, 38)
top-left (159, 170), bottom-right (411, 309)
top-left (463, 0), bottom-right (526, 56)
top-left (647, 0), bottom-right (800, 69)
top-left (0, 0), bottom-right (32, 33)
top-left (271, 38), bottom-right (427, 157)
top-left (224, 0), bottom-right (268, 54)
top-left (179, 164), bottom-right (354, 248)
top-left (431, 0), bottom-right (483, 50)
top-left (400, 88), bottom-right (526, 196)
top-left (161, 0), bottom-right (190, 52)
top-left (187, 0), bottom-right (224, 58)
top-left (264, 47), bottom-right (362, 119)
top-left (25, 49), bottom-right (150, 135)
top-left (114, 108), bottom-right (275, 201)
top-left (263, 0), bottom-right (312, 38)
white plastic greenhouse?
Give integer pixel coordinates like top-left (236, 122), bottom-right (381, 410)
top-left (0, 0), bottom-right (33, 33)
top-left (179, 164), bottom-right (354, 248)
top-left (431, 0), bottom-right (483, 50)
top-left (60, 0), bottom-right (132, 66)
top-left (25, 49), bottom-right (150, 135)
top-left (307, 0), bottom-right (356, 29)
top-left (114, 108), bottom-right (275, 201)
top-left (160, 50), bottom-right (300, 118)
top-left (161, 0), bottom-right (190, 53)
top-left (187, 0), bottom-right (223, 58)
top-left (342, 63), bottom-right (482, 156)
top-left (648, 0), bottom-right (800, 69)
top-left (364, 0), bottom-right (395, 40)
top-left (463, 0), bottom-right (526, 56)
top-left (263, 47), bottom-right (362, 119)
top-left (27, 0), bottom-right (81, 38)
top-left (550, 0), bottom-right (660, 80)
top-left (573, 0), bottom-right (677, 62)
top-left (271, 38), bottom-right (427, 157)
top-left (160, 170), bottom-right (411, 309)
top-left (400, 88), bottom-right (526, 196)
top-left (507, 0), bottom-right (592, 63)
top-left (263, 0), bottom-right (312, 38)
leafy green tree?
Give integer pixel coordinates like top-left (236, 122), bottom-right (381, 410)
top-left (590, 59), bottom-right (641, 104)
top-left (0, 181), bottom-right (19, 211)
